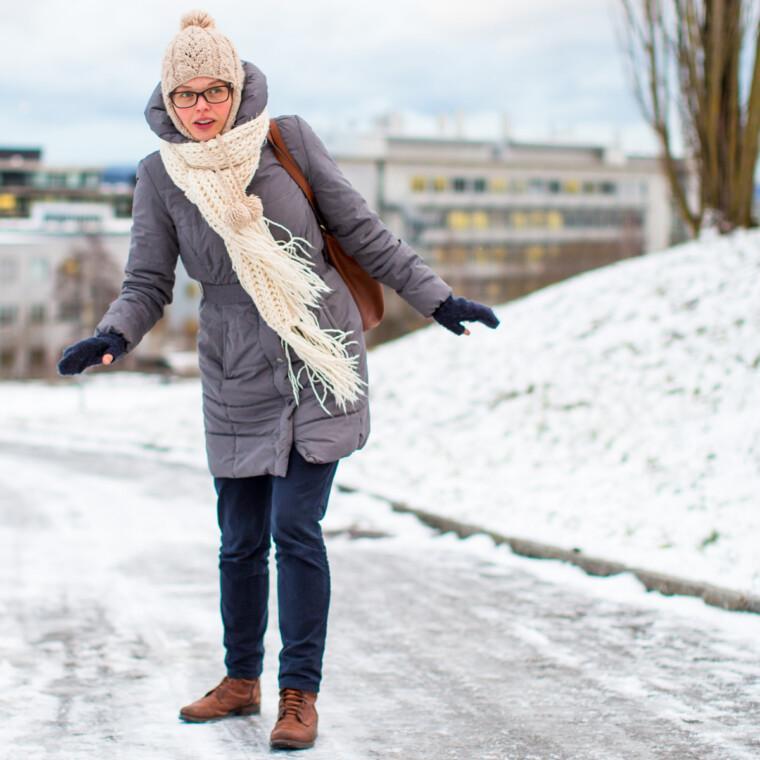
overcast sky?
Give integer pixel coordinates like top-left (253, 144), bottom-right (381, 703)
top-left (3, 0), bottom-right (678, 166)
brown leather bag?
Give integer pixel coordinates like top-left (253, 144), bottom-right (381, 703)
top-left (266, 118), bottom-right (384, 332)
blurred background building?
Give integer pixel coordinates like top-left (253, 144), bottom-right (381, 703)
top-left (334, 112), bottom-right (695, 343)
top-left (0, 116), bottom-right (696, 379)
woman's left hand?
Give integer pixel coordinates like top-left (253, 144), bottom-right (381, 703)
top-left (432, 294), bottom-right (500, 336)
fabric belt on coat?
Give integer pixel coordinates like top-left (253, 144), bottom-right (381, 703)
top-left (200, 281), bottom-right (252, 304)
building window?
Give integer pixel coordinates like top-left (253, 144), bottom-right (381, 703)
top-left (511, 211), bottom-right (527, 229)
top-left (29, 258), bottom-right (50, 281)
top-left (471, 211), bottom-right (489, 229)
top-left (489, 178), bottom-right (508, 192)
top-left (528, 178), bottom-right (545, 194)
top-left (600, 180), bottom-right (617, 195)
top-left (511, 178), bottom-right (527, 193)
top-left (547, 180), bottom-right (561, 194)
top-left (0, 257), bottom-right (19, 281)
top-left (29, 304), bottom-right (46, 324)
top-left (525, 245), bottom-right (545, 264)
top-left (58, 302), bottom-right (81, 321)
top-left (0, 348), bottom-right (14, 370)
top-left (47, 173), bottom-right (67, 188)
top-left (447, 210), bottom-right (471, 230)
top-left (0, 172), bottom-right (27, 187)
top-left (432, 176), bottom-right (447, 192)
top-left (0, 305), bottom-right (18, 325)
top-left (529, 210), bottom-right (546, 228)
top-left (60, 258), bottom-right (80, 276)
top-left (0, 193), bottom-right (16, 213)
top-left (29, 347), bottom-right (46, 367)
top-left (410, 176), bottom-right (426, 192)
top-left (547, 210), bottom-right (564, 230)
top-left (452, 177), bottom-right (468, 193)
top-left (582, 181), bottom-right (595, 194)
top-left (563, 179), bottom-right (581, 193)
top-left (473, 178), bottom-right (487, 193)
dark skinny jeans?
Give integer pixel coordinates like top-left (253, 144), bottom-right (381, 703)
top-left (214, 445), bottom-right (339, 693)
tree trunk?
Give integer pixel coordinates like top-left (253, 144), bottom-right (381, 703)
top-left (618, 0), bottom-right (760, 234)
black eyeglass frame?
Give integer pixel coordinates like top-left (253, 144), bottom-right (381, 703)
top-left (169, 83), bottom-right (233, 108)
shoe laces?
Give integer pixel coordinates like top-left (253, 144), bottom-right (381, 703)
top-left (278, 688), bottom-right (307, 719)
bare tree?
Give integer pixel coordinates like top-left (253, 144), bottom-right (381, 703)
top-left (55, 235), bottom-right (123, 337)
top-left (616, 0), bottom-right (760, 235)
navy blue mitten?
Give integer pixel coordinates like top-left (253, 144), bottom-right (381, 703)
top-left (432, 294), bottom-right (500, 336)
top-left (57, 330), bottom-right (128, 375)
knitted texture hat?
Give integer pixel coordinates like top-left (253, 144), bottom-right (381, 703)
top-left (161, 10), bottom-right (245, 141)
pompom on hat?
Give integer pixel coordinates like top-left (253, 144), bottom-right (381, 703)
top-left (161, 10), bottom-right (245, 141)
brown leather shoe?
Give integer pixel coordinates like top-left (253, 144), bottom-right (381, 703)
top-left (179, 675), bottom-right (261, 722)
top-left (269, 687), bottom-right (318, 749)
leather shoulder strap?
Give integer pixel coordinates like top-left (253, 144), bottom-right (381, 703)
top-left (268, 117), bottom-right (323, 222)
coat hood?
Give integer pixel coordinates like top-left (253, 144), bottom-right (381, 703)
top-left (143, 59), bottom-right (269, 144)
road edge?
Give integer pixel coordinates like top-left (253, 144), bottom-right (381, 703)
top-left (336, 483), bottom-right (760, 615)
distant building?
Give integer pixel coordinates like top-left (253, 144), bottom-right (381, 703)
top-left (0, 147), bottom-right (136, 220)
top-left (331, 123), bottom-right (695, 343)
top-left (0, 148), bottom-right (200, 379)
top-left (0, 202), bottom-right (130, 378)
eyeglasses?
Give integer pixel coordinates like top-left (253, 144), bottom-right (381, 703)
top-left (170, 84), bottom-right (232, 108)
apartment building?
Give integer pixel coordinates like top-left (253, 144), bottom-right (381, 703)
top-left (0, 148), bottom-right (202, 379)
top-left (332, 125), bottom-right (694, 341)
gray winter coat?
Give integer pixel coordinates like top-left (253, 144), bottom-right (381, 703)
top-left (95, 60), bottom-right (453, 478)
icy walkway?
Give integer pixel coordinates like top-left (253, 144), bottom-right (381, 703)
top-left (1, 442), bottom-right (758, 759)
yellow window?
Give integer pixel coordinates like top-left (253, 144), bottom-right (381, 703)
top-left (472, 211), bottom-right (489, 229)
top-left (410, 176), bottom-right (426, 192)
top-left (547, 210), bottom-right (564, 229)
top-left (0, 194), bottom-right (16, 211)
top-left (525, 245), bottom-right (545, 263)
top-left (512, 211), bottom-right (527, 228)
top-left (447, 211), bottom-right (471, 230)
top-left (432, 176), bottom-right (447, 192)
top-left (61, 258), bottom-right (80, 276)
top-left (529, 210), bottom-right (545, 227)
top-left (563, 179), bottom-right (581, 193)
top-left (490, 177), bottom-right (508, 192)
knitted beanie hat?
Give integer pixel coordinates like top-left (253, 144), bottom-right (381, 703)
top-left (161, 10), bottom-right (245, 141)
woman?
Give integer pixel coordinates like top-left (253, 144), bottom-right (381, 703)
top-left (58, 10), bottom-right (499, 751)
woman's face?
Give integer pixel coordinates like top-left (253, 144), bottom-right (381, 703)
top-left (170, 76), bottom-right (234, 141)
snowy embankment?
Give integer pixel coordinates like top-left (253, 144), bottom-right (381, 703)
top-left (1, 228), bottom-right (758, 594)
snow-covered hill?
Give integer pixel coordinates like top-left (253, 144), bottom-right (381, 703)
top-left (339, 227), bottom-right (760, 593)
top-left (1, 228), bottom-right (758, 593)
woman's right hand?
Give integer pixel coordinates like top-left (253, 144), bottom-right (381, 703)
top-left (57, 331), bottom-right (128, 375)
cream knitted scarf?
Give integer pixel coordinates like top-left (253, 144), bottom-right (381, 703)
top-left (159, 106), bottom-right (367, 416)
